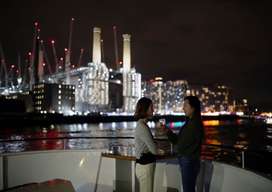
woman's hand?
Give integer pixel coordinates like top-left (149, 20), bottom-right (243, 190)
top-left (155, 121), bottom-right (169, 136)
top-left (161, 127), bottom-right (173, 135)
top-left (157, 149), bottom-right (165, 155)
top-left (160, 128), bottom-right (168, 135)
top-left (166, 128), bottom-right (173, 134)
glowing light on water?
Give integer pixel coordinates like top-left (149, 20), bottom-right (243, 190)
top-left (260, 112), bottom-right (272, 117)
top-left (42, 128), bottom-right (47, 133)
top-left (203, 120), bottom-right (220, 126)
top-left (167, 121), bottom-right (185, 128)
top-left (112, 122), bottom-right (116, 130)
top-left (236, 112), bottom-right (244, 116)
top-left (266, 118), bottom-right (272, 124)
top-left (83, 123), bottom-right (88, 130)
top-left (202, 112), bottom-right (219, 116)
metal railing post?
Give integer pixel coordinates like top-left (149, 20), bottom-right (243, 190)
top-left (241, 151), bottom-right (245, 169)
top-left (3, 155), bottom-right (8, 190)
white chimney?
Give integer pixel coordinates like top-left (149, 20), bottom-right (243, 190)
top-left (92, 27), bottom-right (101, 64)
top-left (122, 34), bottom-right (131, 72)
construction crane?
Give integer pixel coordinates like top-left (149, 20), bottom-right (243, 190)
top-left (58, 57), bottom-right (64, 72)
top-left (51, 40), bottom-right (59, 73)
top-left (113, 26), bottom-right (119, 70)
top-left (8, 64), bottom-right (16, 88)
top-left (37, 41), bottom-right (45, 83)
top-left (65, 18), bottom-right (74, 84)
top-left (17, 53), bottom-right (22, 78)
top-left (78, 48), bottom-right (84, 67)
top-left (64, 48), bottom-right (68, 71)
top-left (40, 40), bottom-right (52, 75)
top-left (0, 42), bottom-right (8, 88)
top-left (22, 56), bottom-right (30, 90)
top-left (17, 53), bottom-right (22, 87)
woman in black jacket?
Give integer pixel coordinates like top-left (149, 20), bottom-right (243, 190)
top-left (167, 96), bottom-right (204, 192)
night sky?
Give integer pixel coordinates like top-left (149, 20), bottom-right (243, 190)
top-left (1, 0), bottom-right (272, 111)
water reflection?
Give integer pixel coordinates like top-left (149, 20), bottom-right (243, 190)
top-left (0, 120), bottom-right (268, 153)
top-left (0, 119), bottom-right (271, 175)
top-left (2, 141), bottom-right (26, 153)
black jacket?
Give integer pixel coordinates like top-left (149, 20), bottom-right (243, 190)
top-left (167, 116), bottom-right (204, 159)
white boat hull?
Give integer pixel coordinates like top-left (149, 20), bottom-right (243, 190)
top-left (1, 150), bottom-right (272, 192)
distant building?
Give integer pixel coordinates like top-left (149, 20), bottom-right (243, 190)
top-left (142, 80), bottom-right (246, 114)
top-left (109, 70), bottom-right (123, 111)
top-left (50, 27), bottom-right (109, 113)
top-left (188, 85), bottom-right (231, 112)
top-left (142, 78), bottom-right (188, 114)
top-left (4, 91), bottom-right (34, 112)
top-left (33, 83), bottom-right (75, 114)
top-left (142, 77), bottom-right (163, 114)
top-left (164, 80), bottom-right (188, 113)
top-left (234, 99), bottom-right (249, 114)
top-left (0, 96), bottom-right (26, 113)
top-left (122, 69), bottom-right (141, 113)
top-left (122, 34), bottom-right (141, 113)
top-left (48, 28), bottom-right (141, 113)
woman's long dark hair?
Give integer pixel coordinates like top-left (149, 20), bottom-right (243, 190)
top-left (184, 96), bottom-right (204, 143)
top-left (134, 97), bottom-right (153, 120)
top-left (184, 96), bottom-right (201, 118)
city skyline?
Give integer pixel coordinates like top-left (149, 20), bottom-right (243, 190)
top-left (1, 0), bottom-right (271, 111)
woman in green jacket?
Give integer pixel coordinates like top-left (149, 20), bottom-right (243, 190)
top-left (167, 96), bottom-right (204, 192)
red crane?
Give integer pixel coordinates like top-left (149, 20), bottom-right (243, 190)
top-left (113, 26), bottom-right (119, 70)
top-left (51, 40), bottom-right (59, 73)
top-left (78, 48), bottom-right (84, 67)
top-left (0, 43), bottom-right (8, 88)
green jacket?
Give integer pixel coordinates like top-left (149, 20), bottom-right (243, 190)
top-left (167, 116), bottom-right (204, 159)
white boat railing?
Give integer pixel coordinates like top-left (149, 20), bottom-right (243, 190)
top-left (1, 149), bottom-right (272, 192)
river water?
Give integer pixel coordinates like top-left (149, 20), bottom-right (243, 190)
top-left (0, 118), bottom-right (271, 175)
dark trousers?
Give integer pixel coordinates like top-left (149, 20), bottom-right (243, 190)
top-left (178, 157), bottom-right (200, 192)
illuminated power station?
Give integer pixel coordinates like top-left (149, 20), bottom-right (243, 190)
top-left (0, 18), bottom-right (249, 114)
top-left (48, 27), bottom-right (108, 112)
top-left (0, 20), bottom-right (141, 114)
top-left (48, 27), bottom-right (141, 113)
top-left (122, 34), bottom-right (141, 113)
top-left (0, 20), bottom-right (246, 115)
top-left (85, 27), bottom-right (109, 111)
top-left (33, 83), bottom-right (75, 114)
